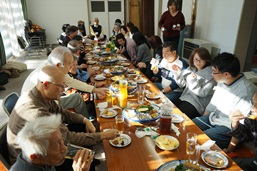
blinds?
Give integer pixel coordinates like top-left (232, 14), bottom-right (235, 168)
top-left (0, 0), bottom-right (25, 59)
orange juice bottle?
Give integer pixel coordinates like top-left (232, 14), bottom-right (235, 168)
top-left (119, 79), bottom-right (127, 108)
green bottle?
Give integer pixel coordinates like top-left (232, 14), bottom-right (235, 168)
top-left (111, 39), bottom-right (115, 52)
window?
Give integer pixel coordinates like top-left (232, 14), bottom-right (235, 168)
top-left (108, 1), bottom-right (121, 12)
top-left (0, 0), bottom-right (25, 59)
top-left (91, 1), bottom-right (105, 12)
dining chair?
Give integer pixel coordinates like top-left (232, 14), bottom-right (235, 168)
top-left (0, 123), bottom-right (11, 170)
top-left (2, 92), bottom-right (19, 117)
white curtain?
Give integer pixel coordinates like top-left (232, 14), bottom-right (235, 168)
top-left (0, 0), bottom-right (25, 58)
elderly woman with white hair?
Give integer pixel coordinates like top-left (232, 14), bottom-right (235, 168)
top-left (11, 115), bottom-right (93, 171)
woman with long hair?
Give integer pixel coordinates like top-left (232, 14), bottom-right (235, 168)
top-left (132, 32), bottom-right (152, 79)
top-left (172, 48), bottom-right (216, 119)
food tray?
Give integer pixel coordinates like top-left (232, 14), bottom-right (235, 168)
top-left (122, 104), bottom-right (160, 123)
top-left (104, 66), bottom-right (128, 75)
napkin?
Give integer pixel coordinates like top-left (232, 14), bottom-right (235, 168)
top-left (197, 140), bottom-right (216, 151)
top-left (171, 123), bottom-right (180, 136)
top-left (135, 127), bottom-right (159, 138)
top-left (97, 102), bottom-right (108, 110)
top-left (150, 58), bottom-right (159, 70)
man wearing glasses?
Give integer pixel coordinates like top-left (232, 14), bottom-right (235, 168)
top-left (192, 52), bottom-right (257, 150)
top-left (7, 65), bottom-right (118, 170)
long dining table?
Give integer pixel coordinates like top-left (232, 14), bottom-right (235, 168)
top-left (86, 51), bottom-right (242, 171)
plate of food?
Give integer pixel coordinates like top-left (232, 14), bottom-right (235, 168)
top-left (155, 135), bottom-right (179, 151)
top-left (111, 75), bottom-right (123, 82)
top-left (100, 109), bottom-right (118, 118)
top-left (117, 55), bottom-right (127, 61)
top-left (172, 114), bottom-right (185, 123)
top-left (146, 92), bottom-right (160, 100)
top-left (123, 102), bottom-right (160, 123)
top-left (128, 69), bottom-right (136, 74)
top-left (92, 66), bottom-right (100, 71)
top-left (90, 49), bottom-right (100, 53)
top-left (121, 62), bottom-right (130, 66)
top-left (100, 56), bottom-right (119, 66)
top-left (87, 60), bottom-right (97, 65)
top-left (201, 150), bottom-right (228, 169)
top-left (109, 134), bottom-right (131, 147)
top-left (104, 66), bottom-right (128, 75)
top-left (157, 160), bottom-right (208, 171)
top-left (134, 77), bottom-right (148, 84)
top-left (95, 74), bottom-right (106, 81)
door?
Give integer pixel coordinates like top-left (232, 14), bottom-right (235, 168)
top-left (88, 0), bottom-right (124, 39)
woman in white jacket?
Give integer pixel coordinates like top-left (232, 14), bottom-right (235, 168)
top-left (172, 47), bottom-right (216, 119)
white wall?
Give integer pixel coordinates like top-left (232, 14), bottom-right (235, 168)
top-left (194, 0), bottom-right (244, 53)
top-left (182, 0), bottom-right (192, 25)
top-left (158, 0), bottom-right (244, 53)
top-left (26, 0), bottom-right (89, 44)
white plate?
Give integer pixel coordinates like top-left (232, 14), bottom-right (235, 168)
top-left (109, 134), bottom-right (132, 147)
top-left (100, 109), bottom-right (118, 118)
top-left (92, 66), bottom-right (100, 71)
top-left (128, 69), bottom-right (136, 74)
top-left (95, 75), bottom-right (106, 81)
top-left (157, 160), bottom-right (208, 171)
top-left (117, 55), bottom-right (127, 61)
top-left (201, 150), bottom-right (229, 169)
top-left (87, 61), bottom-right (97, 65)
top-left (172, 114), bottom-right (184, 123)
top-left (111, 75), bottom-right (123, 82)
top-left (121, 62), bottom-right (130, 66)
top-left (134, 78), bottom-right (148, 84)
top-left (146, 93), bottom-right (160, 100)
top-left (155, 135), bottom-right (179, 150)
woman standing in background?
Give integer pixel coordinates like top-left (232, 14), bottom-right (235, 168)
top-left (158, 0), bottom-right (185, 45)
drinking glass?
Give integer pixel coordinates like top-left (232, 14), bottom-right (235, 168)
top-left (186, 132), bottom-right (197, 163)
top-left (191, 144), bottom-right (201, 165)
top-left (111, 94), bottom-right (119, 107)
top-left (159, 104), bottom-right (172, 135)
top-left (106, 91), bottom-right (112, 107)
top-left (115, 115), bottom-right (124, 133)
top-left (137, 85), bottom-right (145, 104)
top-left (119, 79), bottom-right (128, 108)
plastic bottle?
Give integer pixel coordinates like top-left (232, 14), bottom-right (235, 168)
top-left (111, 39), bottom-right (115, 52)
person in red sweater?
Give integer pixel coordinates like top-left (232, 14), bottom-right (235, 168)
top-left (158, 0), bottom-right (185, 45)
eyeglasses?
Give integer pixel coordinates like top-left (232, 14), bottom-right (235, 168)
top-left (212, 70), bottom-right (222, 74)
top-left (42, 82), bottom-right (68, 89)
top-left (212, 72), bottom-right (221, 74)
top-left (193, 58), bottom-right (203, 63)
